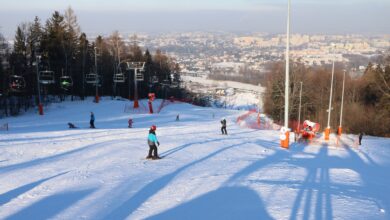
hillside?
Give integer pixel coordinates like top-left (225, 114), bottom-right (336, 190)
top-left (0, 99), bottom-right (389, 220)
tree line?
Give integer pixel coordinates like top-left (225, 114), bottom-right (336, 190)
top-left (262, 57), bottom-right (390, 137)
top-left (0, 7), bottom-right (183, 116)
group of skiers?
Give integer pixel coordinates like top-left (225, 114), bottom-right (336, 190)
top-left (67, 112), bottom-right (95, 129)
top-left (145, 117), bottom-right (228, 160)
top-left (68, 112), bottom-right (231, 160)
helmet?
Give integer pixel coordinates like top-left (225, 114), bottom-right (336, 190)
top-left (151, 125), bottom-right (157, 131)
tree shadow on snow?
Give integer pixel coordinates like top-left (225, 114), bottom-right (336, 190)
top-left (4, 188), bottom-right (95, 220)
top-left (0, 139), bottom-right (117, 174)
top-left (0, 171), bottom-right (69, 206)
top-left (101, 141), bottom-right (250, 220)
top-left (146, 186), bottom-right (273, 220)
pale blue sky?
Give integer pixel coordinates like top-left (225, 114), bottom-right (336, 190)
top-left (2, 0), bottom-right (389, 11)
top-left (0, 0), bottom-right (389, 37)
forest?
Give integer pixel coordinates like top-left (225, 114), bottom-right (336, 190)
top-left (0, 7), bottom-right (183, 116)
top-left (263, 59), bottom-right (390, 137)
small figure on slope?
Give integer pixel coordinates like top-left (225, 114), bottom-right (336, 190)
top-left (128, 118), bottom-right (133, 128)
top-left (147, 125), bottom-right (161, 160)
top-left (176, 114), bottom-right (180, 121)
top-left (90, 112), bottom-right (95, 128)
top-left (68, 122), bottom-right (77, 129)
top-left (221, 118), bottom-right (227, 135)
top-left (359, 132), bottom-right (363, 145)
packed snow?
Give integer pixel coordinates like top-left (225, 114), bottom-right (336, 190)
top-left (0, 98), bottom-right (389, 220)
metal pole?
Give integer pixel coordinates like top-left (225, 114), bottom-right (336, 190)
top-left (338, 70), bottom-right (346, 135)
top-left (35, 52), bottom-right (43, 115)
top-left (94, 47), bottom-right (99, 103)
top-left (134, 68), bottom-right (139, 108)
top-left (285, 0), bottom-right (290, 130)
top-left (114, 40), bottom-right (120, 98)
top-left (325, 58), bottom-right (335, 140)
top-left (128, 69), bottom-right (131, 101)
top-left (281, 0), bottom-right (291, 148)
top-left (297, 81), bottom-right (302, 132)
top-left (327, 60), bottom-right (335, 128)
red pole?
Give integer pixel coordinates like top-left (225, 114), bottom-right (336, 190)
top-left (38, 103), bottom-right (44, 115)
top-left (148, 101), bottom-right (153, 114)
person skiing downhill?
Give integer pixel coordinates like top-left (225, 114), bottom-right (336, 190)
top-left (221, 118), bottom-right (227, 135)
top-left (147, 125), bottom-right (161, 159)
top-left (128, 118), bottom-right (133, 128)
top-left (90, 112), bottom-right (95, 128)
top-left (359, 132), bottom-right (363, 145)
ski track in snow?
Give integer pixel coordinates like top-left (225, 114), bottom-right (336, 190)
top-left (0, 98), bottom-right (389, 220)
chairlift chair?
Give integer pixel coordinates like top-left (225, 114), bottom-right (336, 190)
top-left (136, 71), bottom-right (144, 81)
top-left (60, 76), bottom-right (73, 90)
top-left (161, 79), bottom-right (170, 86)
top-left (9, 75), bottom-right (26, 92)
top-left (39, 71), bottom-right (56, 84)
top-left (85, 73), bottom-right (99, 84)
top-left (170, 81), bottom-right (179, 88)
top-left (113, 72), bottom-right (126, 83)
top-left (151, 76), bottom-right (159, 83)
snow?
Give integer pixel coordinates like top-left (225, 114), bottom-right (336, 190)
top-left (0, 98), bottom-right (390, 220)
top-left (181, 75), bottom-right (264, 110)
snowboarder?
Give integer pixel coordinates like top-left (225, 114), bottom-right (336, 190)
top-left (147, 125), bottom-right (161, 159)
top-left (221, 118), bottom-right (227, 135)
top-left (90, 112), bottom-right (95, 128)
top-left (359, 132), bottom-right (363, 145)
top-left (128, 118), bottom-right (133, 128)
top-left (68, 122), bottom-right (77, 129)
top-left (176, 114), bottom-right (180, 121)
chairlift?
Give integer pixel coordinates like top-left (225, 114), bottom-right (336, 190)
top-left (151, 76), bottom-right (159, 83)
top-left (85, 73), bottom-right (99, 84)
top-left (113, 72), bottom-right (126, 83)
top-left (39, 70), bottom-right (56, 84)
top-left (136, 71), bottom-right (144, 81)
top-left (60, 76), bottom-right (73, 90)
top-left (161, 79), bottom-right (170, 86)
top-left (9, 75), bottom-right (26, 92)
top-left (170, 81), bottom-right (179, 88)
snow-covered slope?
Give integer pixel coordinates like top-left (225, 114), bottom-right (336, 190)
top-left (0, 99), bottom-right (389, 220)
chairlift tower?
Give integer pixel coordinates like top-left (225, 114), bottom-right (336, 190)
top-left (126, 62), bottom-right (145, 108)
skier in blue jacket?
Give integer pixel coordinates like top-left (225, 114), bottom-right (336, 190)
top-left (147, 125), bottom-right (161, 159)
top-left (90, 112), bottom-right (95, 128)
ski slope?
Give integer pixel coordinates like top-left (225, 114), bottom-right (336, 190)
top-left (0, 98), bottom-right (389, 220)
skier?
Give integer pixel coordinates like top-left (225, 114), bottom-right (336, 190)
top-left (221, 118), bottom-right (227, 135)
top-left (359, 132), bottom-right (363, 145)
top-left (147, 125), bottom-right (161, 159)
top-left (90, 112), bottom-right (95, 128)
top-left (128, 118), bottom-right (133, 128)
top-left (176, 114), bottom-right (180, 121)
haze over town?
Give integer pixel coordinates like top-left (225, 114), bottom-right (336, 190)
top-left (1, 0), bottom-right (389, 38)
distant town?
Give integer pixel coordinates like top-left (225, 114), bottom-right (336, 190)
top-left (125, 32), bottom-right (390, 78)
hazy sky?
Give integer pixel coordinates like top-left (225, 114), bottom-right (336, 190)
top-left (1, 0), bottom-right (389, 38)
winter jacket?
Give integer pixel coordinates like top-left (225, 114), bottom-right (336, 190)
top-left (148, 131), bottom-right (159, 146)
top-left (221, 119), bottom-right (227, 127)
top-left (90, 114), bottom-right (95, 121)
